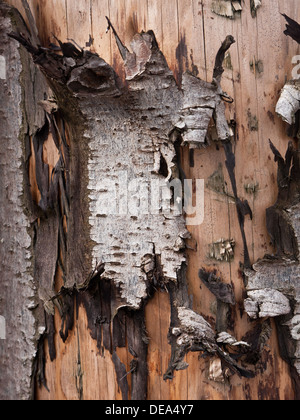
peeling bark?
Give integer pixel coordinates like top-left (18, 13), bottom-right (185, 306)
top-left (5, 0), bottom-right (240, 397)
top-left (277, 15), bottom-right (300, 139)
top-left (250, 0), bottom-right (262, 18)
top-left (245, 139), bottom-right (300, 393)
top-left (244, 19), bottom-right (300, 381)
top-left (165, 303), bottom-right (254, 380)
top-left (0, 2), bottom-right (48, 399)
top-left (242, 16), bottom-right (300, 394)
top-left (6, 0), bottom-right (298, 401)
top-left (244, 287), bottom-right (291, 319)
top-left (9, 13), bottom-right (236, 314)
top-left (6, 0), bottom-right (243, 397)
top-left (282, 14), bottom-right (300, 45)
top-left (163, 262), bottom-right (255, 381)
top-left (211, 0), bottom-right (242, 19)
top-left (276, 81), bottom-right (300, 127)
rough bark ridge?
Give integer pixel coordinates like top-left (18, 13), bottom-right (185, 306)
top-left (244, 14), bottom-right (300, 397)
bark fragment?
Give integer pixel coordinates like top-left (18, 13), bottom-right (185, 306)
top-left (276, 81), bottom-right (300, 126)
top-left (208, 238), bottom-right (235, 262)
top-left (165, 304), bottom-right (254, 380)
top-left (217, 332), bottom-right (250, 348)
top-left (0, 2), bottom-right (48, 400)
top-left (277, 15), bottom-right (300, 138)
top-left (250, 0), bottom-right (262, 18)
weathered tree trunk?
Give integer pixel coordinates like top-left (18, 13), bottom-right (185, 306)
top-left (0, 2), bottom-right (49, 399)
top-left (1, 0), bottom-right (300, 401)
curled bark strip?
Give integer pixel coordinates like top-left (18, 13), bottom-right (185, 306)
top-left (213, 35), bottom-right (236, 82)
top-left (164, 304), bottom-right (254, 380)
top-left (276, 81), bottom-right (300, 126)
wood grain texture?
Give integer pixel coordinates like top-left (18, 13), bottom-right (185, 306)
top-left (4, 0), bottom-right (300, 400)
